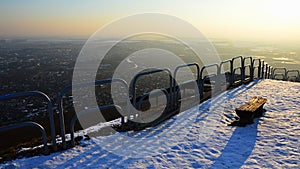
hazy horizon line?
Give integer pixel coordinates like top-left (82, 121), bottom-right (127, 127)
top-left (1, 35), bottom-right (300, 46)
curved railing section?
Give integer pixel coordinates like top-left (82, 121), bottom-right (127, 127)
top-left (58, 78), bottom-right (129, 149)
top-left (219, 59), bottom-right (232, 87)
top-left (272, 67), bottom-right (287, 80)
top-left (132, 68), bottom-right (173, 112)
top-left (286, 70), bottom-right (300, 81)
top-left (0, 122), bottom-right (48, 154)
top-left (231, 56), bottom-right (244, 84)
top-left (173, 63), bottom-right (200, 107)
top-left (0, 91), bottom-right (57, 152)
top-left (252, 59), bottom-right (262, 79)
top-left (243, 56), bottom-right (253, 82)
top-left (199, 63), bottom-right (219, 99)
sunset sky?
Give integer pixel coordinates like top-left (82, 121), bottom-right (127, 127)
top-left (1, 0), bottom-right (300, 43)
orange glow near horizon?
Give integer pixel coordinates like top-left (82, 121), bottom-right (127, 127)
top-left (0, 0), bottom-right (299, 43)
top-left (1, 16), bottom-right (114, 37)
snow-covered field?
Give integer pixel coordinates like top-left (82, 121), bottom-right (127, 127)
top-left (1, 79), bottom-right (299, 169)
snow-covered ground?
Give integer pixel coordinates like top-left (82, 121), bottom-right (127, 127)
top-left (1, 79), bottom-right (299, 169)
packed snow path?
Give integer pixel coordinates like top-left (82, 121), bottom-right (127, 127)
top-left (1, 79), bottom-right (299, 168)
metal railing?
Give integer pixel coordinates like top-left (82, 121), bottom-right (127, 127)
top-left (286, 70), bottom-right (300, 81)
top-left (219, 59), bottom-right (232, 87)
top-left (243, 56), bottom-right (253, 81)
top-left (231, 56), bottom-right (244, 84)
top-left (173, 63), bottom-right (200, 107)
top-left (271, 68), bottom-right (300, 82)
top-left (272, 67), bottom-right (288, 80)
top-left (58, 78), bottom-right (129, 149)
top-left (1, 55), bottom-right (299, 154)
top-left (0, 91), bottom-right (57, 153)
top-left (0, 122), bottom-right (48, 154)
top-left (261, 60), bottom-right (265, 79)
top-left (131, 68), bottom-right (173, 113)
top-left (199, 63), bottom-right (219, 98)
top-left (252, 59), bottom-right (262, 79)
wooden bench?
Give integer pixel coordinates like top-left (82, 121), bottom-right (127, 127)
top-left (229, 96), bottom-right (267, 126)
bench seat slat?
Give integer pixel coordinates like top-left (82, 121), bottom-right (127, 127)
top-left (236, 97), bottom-right (267, 113)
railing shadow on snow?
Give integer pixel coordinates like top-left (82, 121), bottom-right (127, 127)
top-left (208, 80), bottom-right (260, 169)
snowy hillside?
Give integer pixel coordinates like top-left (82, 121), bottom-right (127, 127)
top-left (1, 79), bottom-right (299, 169)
